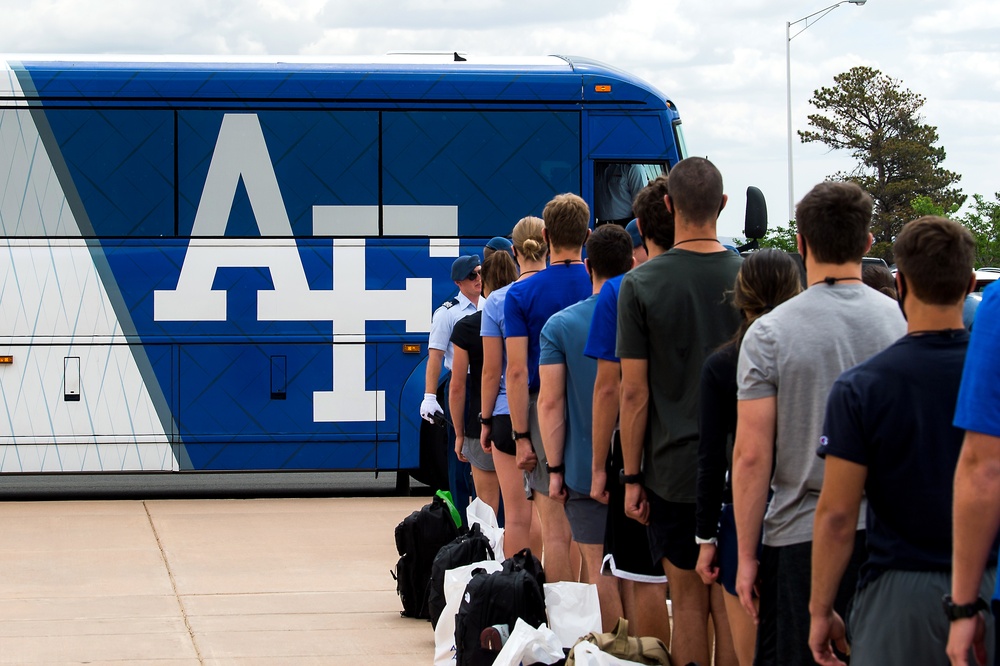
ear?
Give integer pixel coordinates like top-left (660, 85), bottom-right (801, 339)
top-left (895, 272), bottom-right (903, 294)
top-left (796, 233), bottom-right (804, 256)
top-left (864, 233), bottom-right (873, 255)
top-left (664, 194), bottom-right (675, 215)
top-left (719, 193), bottom-right (728, 214)
top-left (967, 272), bottom-right (977, 296)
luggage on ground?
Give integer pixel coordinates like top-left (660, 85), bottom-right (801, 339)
top-left (427, 522), bottom-right (496, 628)
top-left (392, 491), bottom-right (462, 619)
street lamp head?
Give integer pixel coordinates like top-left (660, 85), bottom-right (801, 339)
top-left (847, 0), bottom-right (867, 4)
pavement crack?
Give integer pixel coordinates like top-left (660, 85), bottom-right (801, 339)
top-left (144, 500), bottom-right (205, 665)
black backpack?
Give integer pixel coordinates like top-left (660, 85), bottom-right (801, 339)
top-left (454, 548), bottom-right (547, 666)
top-left (427, 523), bottom-right (496, 628)
top-left (393, 493), bottom-right (462, 619)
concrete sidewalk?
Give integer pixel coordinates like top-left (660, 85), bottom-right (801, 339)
top-left (0, 496), bottom-right (435, 664)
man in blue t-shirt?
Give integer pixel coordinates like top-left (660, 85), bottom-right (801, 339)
top-left (505, 193), bottom-right (592, 583)
top-left (809, 217), bottom-right (995, 666)
top-left (949, 284), bottom-right (1000, 665)
top-left (538, 224), bottom-right (633, 630)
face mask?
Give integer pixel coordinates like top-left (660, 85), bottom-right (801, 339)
top-left (896, 272), bottom-right (908, 321)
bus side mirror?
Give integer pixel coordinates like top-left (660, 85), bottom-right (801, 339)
top-left (744, 186), bottom-right (767, 240)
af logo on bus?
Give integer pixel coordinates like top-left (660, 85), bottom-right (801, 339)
top-left (154, 114), bottom-right (445, 424)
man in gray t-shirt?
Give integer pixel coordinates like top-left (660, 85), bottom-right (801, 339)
top-left (731, 181), bottom-right (906, 666)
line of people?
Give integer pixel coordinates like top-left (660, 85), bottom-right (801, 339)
top-left (421, 156), bottom-right (1000, 666)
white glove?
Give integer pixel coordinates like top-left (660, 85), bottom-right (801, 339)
top-left (420, 393), bottom-right (443, 423)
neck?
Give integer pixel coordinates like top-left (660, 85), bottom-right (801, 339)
top-left (645, 239), bottom-right (669, 259)
top-left (671, 220), bottom-right (720, 252)
top-left (905, 300), bottom-right (965, 334)
top-left (805, 260), bottom-right (861, 287)
top-left (518, 259), bottom-right (547, 274)
top-left (459, 290), bottom-right (480, 306)
top-left (549, 247), bottom-right (582, 264)
top-left (591, 275), bottom-right (608, 296)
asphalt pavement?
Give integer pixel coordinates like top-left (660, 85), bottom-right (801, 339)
top-left (0, 494), bottom-right (436, 664)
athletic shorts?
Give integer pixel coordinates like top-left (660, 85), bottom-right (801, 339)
top-left (524, 393), bottom-right (550, 497)
top-left (462, 436), bottom-right (495, 472)
top-left (601, 431), bottom-right (668, 583)
top-left (490, 414), bottom-right (515, 456)
top-left (646, 490), bottom-right (699, 571)
top-left (564, 487), bottom-right (607, 545)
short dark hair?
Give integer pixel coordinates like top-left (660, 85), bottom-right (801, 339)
top-left (632, 175), bottom-right (673, 249)
top-left (796, 181), bottom-right (872, 264)
top-left (666, 157), bottom-right (724, 225)
top-left (586, 224), bottom-right (633, 280)
top-left (894, 216), bottom-right (976, 305)
top-left (543, 193), bottom-right (590, 251)
top-left (862, 263), bottom-right (897, 299)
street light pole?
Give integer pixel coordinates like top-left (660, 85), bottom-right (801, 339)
top-left (786, 0), bottom-right (866, 222)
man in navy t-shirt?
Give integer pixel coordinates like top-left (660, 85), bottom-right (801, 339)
top-left (505, 192), bottom-right (592, 583)
top-left (810, 217), bottom-right (996, 666)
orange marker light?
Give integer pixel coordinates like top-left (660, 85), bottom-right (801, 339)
top-left (403, 344), bottom-right (421, 354)
top-left (0, 356), bottom-right (12, 364)
top-left (595, 84), bottom-right (612, 93)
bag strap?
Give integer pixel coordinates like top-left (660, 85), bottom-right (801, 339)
top-left (612, 617), bottom-right (630, 654)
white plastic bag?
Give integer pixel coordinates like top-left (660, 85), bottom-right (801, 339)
top-left (492, 618), bottom-right (565, 666)
top-left (544, 581), bottom-right (602, 648)
top-left (571, 641), bottom-right (647, 666)
top-left (466, 497), bottom-right (505, 557)
top-left (433, 559), bottom-right (503, 666)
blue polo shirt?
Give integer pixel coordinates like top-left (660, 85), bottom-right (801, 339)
top-left (584, 274), bottom-right (624, 362)
top-left (504, 263), bottom-right (591, 392)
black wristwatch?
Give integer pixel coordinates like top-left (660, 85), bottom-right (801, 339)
top-left (942, 595), bottom-right (988, 621)
top-left (478, 412), bottom-right (493, 426)
top-left (513, 430), bottom-right (531, 441)
top-left (546, 462), bottom-right (565, 474)
top-left (619, 470), bottom-right (644, 485)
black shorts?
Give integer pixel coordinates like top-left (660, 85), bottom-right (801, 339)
top-left (601, 431), bottom-right (668, 582)
top-left (491, 414), bottom-right (515, 456)
top-left (645, 489), bottom-right (699, 571)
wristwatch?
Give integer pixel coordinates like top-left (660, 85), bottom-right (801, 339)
top-left (478, 412), bottom-right (493, 426)
top-left (546, 462), bottom-right (565, 474)
top-left (619, 470), bottom-right (644, 485)
top-left (942, 595), bottom-right (988, 621)
top-left (513, 430), bottom-right (531, 441)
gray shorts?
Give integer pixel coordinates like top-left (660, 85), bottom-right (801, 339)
top-left (564, 487), bottom-right (607, 545)
top-left (524, 393), bottom-right (549, 496)
top-left (848, 567), bottom-right (996, 666)
top-left (462, 435), bottom-right (495, 472)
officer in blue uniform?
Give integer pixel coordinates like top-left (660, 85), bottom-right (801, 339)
top-left (421, 254), bottom-right (482, 522)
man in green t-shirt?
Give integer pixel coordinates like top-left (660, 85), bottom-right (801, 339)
top-left (618, 157), bottom-right (742, 666)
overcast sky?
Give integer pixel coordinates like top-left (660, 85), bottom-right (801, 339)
top-left (2, 0), bottom-right (996, 238)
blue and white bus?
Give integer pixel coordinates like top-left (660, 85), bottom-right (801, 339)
top-left (0, 54), bottom-right (688, 486)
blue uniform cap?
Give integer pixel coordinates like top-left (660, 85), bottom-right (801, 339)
top-left (451, 254), bottom-right (481, 281)
top-left (486, 236), bottom-right (514, 254)
top-left (625, 219), bottom-right (643, 248)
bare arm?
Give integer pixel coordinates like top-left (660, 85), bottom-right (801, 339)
top-left (449, 346), bottom-right (470, 444)
top-left (481, 336), bottom-right (504, 419)
top-left (619, 357), bottom-right (649, 523)
top-left (506, 336), bottom-right (536, 471)
top-left (948, 431), bottom-right (1000, 666)
top-left (424, 348), bottom-right (445, 394)
top-left (591, 359), bottom-right (620, 504)
top-left (809, 456), bottom-right (866, 666)
top-left (731, 395), bottom-right (776, 620)
top-left (539, 363), bottom-right (568, 503)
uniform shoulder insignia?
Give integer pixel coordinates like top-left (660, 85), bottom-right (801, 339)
top-left (440, 297), bottom-right (460, 309)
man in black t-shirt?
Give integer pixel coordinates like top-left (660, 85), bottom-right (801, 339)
top-left (809, 217), bottom-right (997, 666)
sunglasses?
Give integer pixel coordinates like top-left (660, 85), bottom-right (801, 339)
top-left (466, 269), bottom-right (482, 281)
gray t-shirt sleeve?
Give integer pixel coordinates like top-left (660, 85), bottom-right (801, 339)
top-left (737, 317), bottom-right (778, 400)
